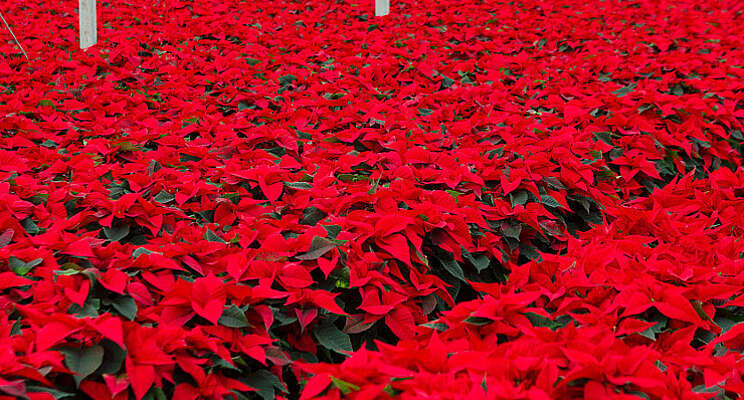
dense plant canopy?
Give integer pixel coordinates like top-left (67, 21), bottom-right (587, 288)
top-left (1, 0), bottom-right (744, 398)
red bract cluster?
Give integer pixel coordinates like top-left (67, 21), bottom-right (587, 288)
top-left (301, 169), bottom-right (744, 399)
top-left (0, 0), bottom-right (743, 398)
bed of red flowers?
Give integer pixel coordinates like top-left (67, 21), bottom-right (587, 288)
top-left (1, 0), bottom-right (744, 398)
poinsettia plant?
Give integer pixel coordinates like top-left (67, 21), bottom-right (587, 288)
top-left (0, 0), bottom-right (743, 398)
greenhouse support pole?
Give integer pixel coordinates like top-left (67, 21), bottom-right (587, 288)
top-left (79, 0), bottom-right (96, 48)
top-left (375, 0), bottom-right (389, 16)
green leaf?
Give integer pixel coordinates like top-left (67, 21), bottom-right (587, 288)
top-left (625, 391), bottom-right (651, 400)
top-left (296, 236), bottom-right (341, 260)
top-left (26, 385), bottom-right (75, 399)
top-left (40, 139), bottom-right (58, 148)
top-left (242, 370), bottom-right (286, 400)
top-left (9, 256), bottom-right (42, 276)
top-left (147, 160), bottom-right (162, 175)
top-left (638, 103), bottom-right (656, 114)
top-left (283, 181), bottom-right (313, 190)
top-left (219, 305), bottom-right (250, 328)
top-left (98, 339), bottom-right (126, 375)
top-left (693, 328), bottom-right (715, 345)
top-left (278, 74), bottom-right (298, 86)
top-left (10, 320), bottom-right (21, 335)
top-left (62, 345), bottom-right (104, 386)
top-left (313, 322), bottom-right (352, 353)
top-left (331, 377), bottom-right (360, 395)
top-left (638, 321), bottom-right (665, 341)
top-left (204, 228), bottom-right (227, 244)
top-left (540, 195), bottom-right (562, 208)
top-left (152, 190), bottom-right (175, 204)
top-left (524, 312), bottom-right (570, 330)
top-left (143, 387), bottom-right (167, 400)
top-left (612, 82), bottom-right (637, 98)
top-left (21, 217), bottom-right (40, 235)
top-left (464, 316), bottom-right (492, 325)
top-left (197, 210), bottom-right (215, 223)
top-left (131, 247), bottom-right (156, 259)
top-left (487, 147), bottom-right (504, 160)
top-left (592, 131), bottom-right (614, 145)
top-left (671, 84), bottom-right (684, 96)
top-left (103, 224), bottom-right (130, 242)
top-left (714, 314), bottom-right (736, 334)
top-left (421, 321), bottom-right (448, 331)
top-left (245, 57), bottom-right (261, 66)
top-left (500, 222), bottom-right (522, 240)
top-left (322, 225), bottom-right (343, 239)
top-left (337, 173), bottom-right (369, 182)
top-left (440, 257), bottom-right (467, 282)
top-left (446, 189), bottom-right (464, 198)
top-left (323, 92), bottom-right (345, 100)
top-left (509, 190), bottom-right (529, 207)
top-left (519, 243), bottom-right (542, 261)
top-left (300, 207), bottom-right (327, 226)
top-left (114, 141), bottom-right (141, 152)
top-left (440, 75), bottom-right (455, 89)
top-left (179, 153), bottom-right (201, 162)
top-left (462, 248), bottom-right (490, 272)
top-left (212, 357), bottom-right (241, 371)
top-left (68, 298), bottom-right (100, 318)
top-left (417, 108), bottom-right (434, 116)
top-left (238, 101), bottom-right (255, 111)
top-left (111, 296), bottom-right (137, 320)
top-left (691, 384), bottom-right (722, 394)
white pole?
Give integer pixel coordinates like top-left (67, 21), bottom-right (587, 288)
top-left (79, 0), bottom-right (96, 49)
top-left (375, 0), bottom-right (389, 16)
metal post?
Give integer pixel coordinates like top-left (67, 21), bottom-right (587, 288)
top-left (0, 11), bottom-right (28, 60)
top-left (79, 0), bottom-right (96, 49)
top-left (375, 0), bottom-right (389, 16)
